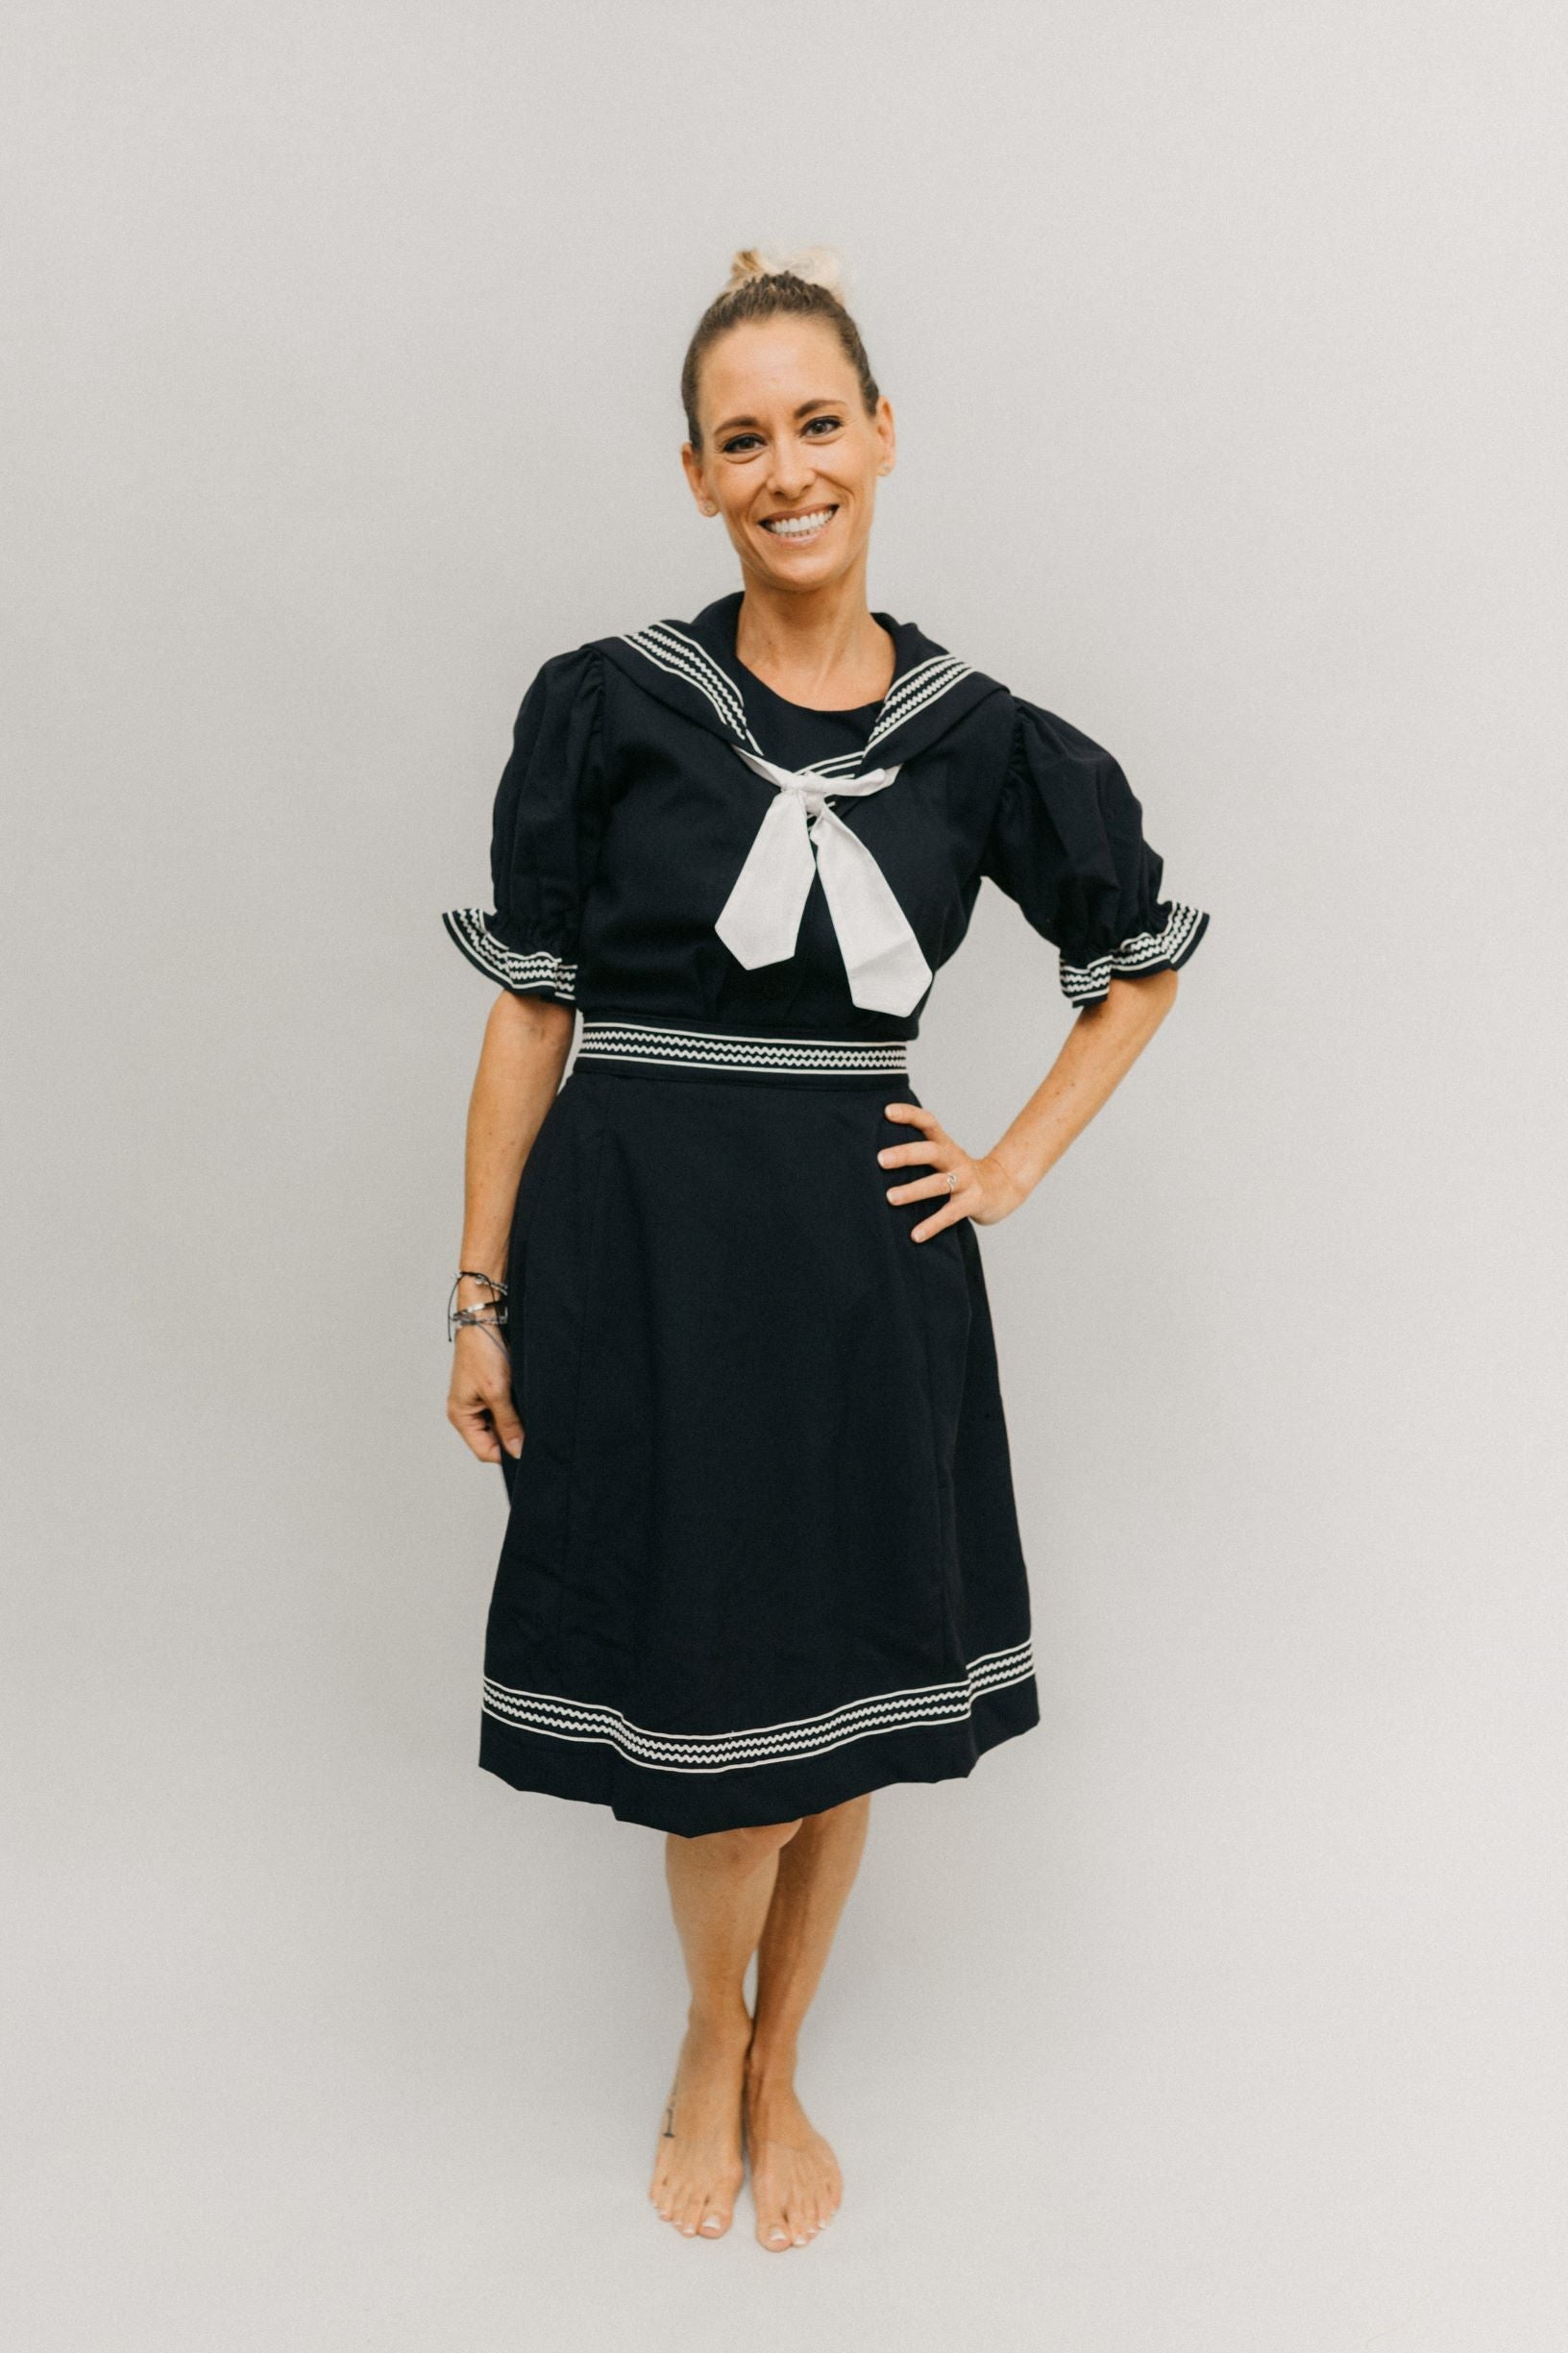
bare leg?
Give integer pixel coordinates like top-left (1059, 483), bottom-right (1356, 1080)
top-left (650, 1815), bottom-right (803, 2240)
top-left (745, 1793), bottom-right (871, 2251)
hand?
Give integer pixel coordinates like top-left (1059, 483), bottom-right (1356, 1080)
top-left (878, 1101), bottom-right (1028, 1241)
top-left (447, 1322), bottom-right (524, 1463)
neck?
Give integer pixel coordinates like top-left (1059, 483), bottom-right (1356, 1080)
top-left (732, 560), bottom-right (894, 709)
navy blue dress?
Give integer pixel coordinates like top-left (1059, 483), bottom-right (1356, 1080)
top-left (443, 591), bottom-right (1209, 1836)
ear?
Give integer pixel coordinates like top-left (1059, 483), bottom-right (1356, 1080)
top-left (679, 441), bottom-right (719, 517)
top-left (873, 396), bottom-right (896, 478)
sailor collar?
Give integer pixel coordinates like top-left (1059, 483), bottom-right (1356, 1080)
top-left (596, 589), bottom-right (1006, 774)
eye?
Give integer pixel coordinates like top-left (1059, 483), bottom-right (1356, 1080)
top-left (803, 414), bottom-right (843, 434)
top-left (721, 432), bottom-right (763, 455)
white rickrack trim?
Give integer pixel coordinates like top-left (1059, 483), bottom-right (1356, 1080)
top-left (575, 1020), bottom-right (910, 1074)
top-left (1060, 902), bottom-right (1210, 1006)
top-left (620, 623), bottom-right (973, 772)
top-left (443, 909), bottom-right (577, 1001)
top-left (864, 654), bottom-right (973, 753)
top-left (482, 1638), bottom-right (1035, 1776)
top-left (618, 625), bottom-right (763, 750)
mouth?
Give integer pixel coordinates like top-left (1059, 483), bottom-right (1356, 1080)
top-left (759, 503), bottom-right (838, 547)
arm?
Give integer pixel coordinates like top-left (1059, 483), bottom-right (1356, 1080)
top-left (879, 967), bottom-right (1180, 1240)
top-left (447, 990), bottom-right (576, 1460)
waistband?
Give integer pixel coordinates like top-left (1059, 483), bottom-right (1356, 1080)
top-left (573, 1018), bottom-right (910, 1083)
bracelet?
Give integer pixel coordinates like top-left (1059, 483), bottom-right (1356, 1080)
top-left (447, 1269), bottom-right (511, 1342)
top-left (448, 1308), bottom-right (507, 1342)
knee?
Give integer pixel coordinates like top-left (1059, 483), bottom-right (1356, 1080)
top-left (685, 1816), bottom-right (803, 1866)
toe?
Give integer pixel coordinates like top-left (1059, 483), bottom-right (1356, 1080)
top-left (756, 2202), bottom-right (791, 2252)
top-left (698, 2203), bottom-right (730, 2238)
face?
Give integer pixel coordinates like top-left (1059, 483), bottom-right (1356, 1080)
top-left (680, 316), bottom-right (895, 590)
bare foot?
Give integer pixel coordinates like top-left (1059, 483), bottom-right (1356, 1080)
top-left (743, 2049), bottom-right (843, 2251)
top-left (649, 2011), bottom-right (749, 2240)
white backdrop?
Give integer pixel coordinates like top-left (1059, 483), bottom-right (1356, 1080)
top-left (4, 3), bottom-right (1564, 2346)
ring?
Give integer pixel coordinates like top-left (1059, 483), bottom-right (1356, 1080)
top-left (946, 1170), bottom-right (958, 1191)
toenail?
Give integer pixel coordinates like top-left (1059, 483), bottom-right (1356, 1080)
top-left (793, 2233), bottom-right (808, 2244)
top-left (770, 2228), bottom-right (788, 2243)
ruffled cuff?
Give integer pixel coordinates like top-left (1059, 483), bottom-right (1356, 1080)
top-left (1060, 900), bottom-right (1209, 1007)
top-left (442, 909), bottom-right (577, 1003)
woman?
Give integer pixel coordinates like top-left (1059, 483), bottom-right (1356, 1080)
top-left (441, 247), bottom-right (1209, 2253)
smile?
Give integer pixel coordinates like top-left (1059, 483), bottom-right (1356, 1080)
top-left (760, 504), bottom-right (838, 543)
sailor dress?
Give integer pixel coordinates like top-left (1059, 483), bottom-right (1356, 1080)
top-left (442, 589), bottom-right (1209, 1837)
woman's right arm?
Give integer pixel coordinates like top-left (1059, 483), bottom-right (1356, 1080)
top-left (447, 990), bottom-right (575, 1463)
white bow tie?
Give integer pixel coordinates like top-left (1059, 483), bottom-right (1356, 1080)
top-left (713, 748), bottom-right (933, 1017)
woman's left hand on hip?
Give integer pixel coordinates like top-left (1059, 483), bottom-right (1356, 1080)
top-left (878, 1101), bottom-right (1026, 1239)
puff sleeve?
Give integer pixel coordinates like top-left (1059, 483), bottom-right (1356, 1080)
top-left (441, 645), bottom-right (607, 1004)
top-left (980, 697), bottom-right (1210, 1008)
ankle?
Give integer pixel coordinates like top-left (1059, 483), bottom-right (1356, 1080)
top-left (744, 2032), bottom-right (798, 2086)
top-left (687, 1998), bottom-right (752, 2044)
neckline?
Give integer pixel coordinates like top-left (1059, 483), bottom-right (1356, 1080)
top-left (737, 659), bottom-right (882, 720)
top-left (613, 589), bottom-right (988, 772)
top-left (718, 592), bottom-right (904, 719)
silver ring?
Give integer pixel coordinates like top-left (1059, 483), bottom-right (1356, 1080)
top-left (946, 1170), bottom-right (958, 1191)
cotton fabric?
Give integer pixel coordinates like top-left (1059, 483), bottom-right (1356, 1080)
top-left (442, 591), bottom-right (1208, 1835)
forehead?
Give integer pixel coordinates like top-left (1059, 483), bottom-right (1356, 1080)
top-left (698, 316), bottom-right (855, 419)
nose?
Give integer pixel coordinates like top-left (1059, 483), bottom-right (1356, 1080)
top-left (766, 444), bottom-right (815, 502)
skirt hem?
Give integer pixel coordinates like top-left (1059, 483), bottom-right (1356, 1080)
top-left (477, 1676), bottom-right (1041, 1837)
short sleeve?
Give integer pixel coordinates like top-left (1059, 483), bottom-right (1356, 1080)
top-left (980, 697), bottom-right (1210, 1008)
top-left (441, 646), bottom-right (607, 1003)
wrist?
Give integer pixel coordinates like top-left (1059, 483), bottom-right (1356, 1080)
top-left (984, 1146), bottom-right (1034, 1208)
top-left (454, 1264), bottom-right (507, 1297)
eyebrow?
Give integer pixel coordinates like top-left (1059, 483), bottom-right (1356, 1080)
top-left (712, 398), bottom-right (844, 437)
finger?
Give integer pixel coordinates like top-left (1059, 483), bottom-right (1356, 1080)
top-left (490, 1400), bottom-right (525, 1459)
top-left (449, 1400), bottom-right (502, 1463)
top-left (887, 1167), bottom-right (967, 1205)
top-left (877, 1140), bottom-right (942, 1168)
top-left (882, 1101), bottom-right (938, 1129)
top-left (911, 1196), bottom-right (974, 1241)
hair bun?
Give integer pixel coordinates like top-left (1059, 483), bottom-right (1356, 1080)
top-left (722, 243), bottom-right (847, 301)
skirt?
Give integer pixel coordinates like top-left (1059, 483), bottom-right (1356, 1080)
top-left (481, 1017), bottom-right (1041, 1837)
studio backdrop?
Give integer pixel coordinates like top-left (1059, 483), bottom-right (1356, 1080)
top-left (3, 4), bottom-right (1562, 2348)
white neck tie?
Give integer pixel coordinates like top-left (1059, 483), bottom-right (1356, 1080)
top-left (713, 749), bottom-right (934, 1017)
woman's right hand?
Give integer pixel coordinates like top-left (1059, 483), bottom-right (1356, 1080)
top-left (447, 1323), bottom-right (524, 1463)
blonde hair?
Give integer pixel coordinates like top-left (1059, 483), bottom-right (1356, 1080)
top-left (720, 245), bottom-right (848, 302)
top-left (681, 245), bottom-right (879, 452)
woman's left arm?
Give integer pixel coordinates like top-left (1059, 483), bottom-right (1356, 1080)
top-left (879, 967), bottom-right (1180, 1240)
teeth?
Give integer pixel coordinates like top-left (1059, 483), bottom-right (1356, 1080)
top-left (763, 507), bottom-right (834, 537)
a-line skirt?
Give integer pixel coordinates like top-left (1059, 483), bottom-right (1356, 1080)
top-left (481, 1017), bottom-right (1041, 1838)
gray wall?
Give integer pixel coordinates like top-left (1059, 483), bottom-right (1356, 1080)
top-left (4, 3), bottom-right (1563, 2345)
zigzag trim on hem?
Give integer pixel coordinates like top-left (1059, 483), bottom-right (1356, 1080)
top-left (481, 1639), bottom-right (1036, 1777)
top-left (443, 910), bottom-right (577, 1000)
top-left (1060, 903), bottom-right (1210, 1006)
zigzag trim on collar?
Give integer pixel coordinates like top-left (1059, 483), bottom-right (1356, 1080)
top-left (865, 653), bottom-right (973, 753)
top-left (617, 623), bottom-right (762, 750)
top-left (619, 621), bottom-right (978, 770)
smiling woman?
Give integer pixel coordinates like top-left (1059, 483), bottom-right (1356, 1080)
top-left (439, 243), bottom-right (1210, 2253)
top-left (676, 248), bottom-right (899, 703)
